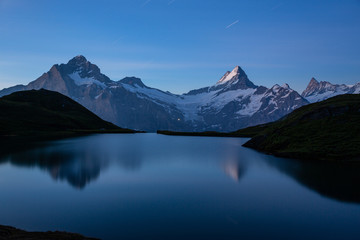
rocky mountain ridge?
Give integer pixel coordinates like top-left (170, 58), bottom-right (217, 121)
top-left (1, 55), bottom-right (357, 132)
top-left (302, 77), bottom-right (360, 103)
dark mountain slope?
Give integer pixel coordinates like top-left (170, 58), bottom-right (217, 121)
top-left (0, 89), bottom-right (134, 139)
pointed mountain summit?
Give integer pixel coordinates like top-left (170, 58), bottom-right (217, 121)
top-left (0, 56), bottom-right (312, 132)
top-left (281, 83), bottom-right (290, 89)
top-left (217, 66), bottom-right (247, 84)
top-left (214, 66), bottom-right (257, 91)
top-left (66, 55), bottom-right (94, 73)
top-left (217, 66), bottom-right (243, 83)
top-left (301, 77), bottom-right (320, 97)
top-left (68, 55), bottom-right (88, 65)
top-left (218, 71), bottom-right (231, 83)
top-left (309, 77), bottom-right (319, 85)
top-left (63, 55), bottom-right (112, 84)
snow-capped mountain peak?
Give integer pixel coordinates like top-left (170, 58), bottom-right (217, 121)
top-left (271, 84), bottom-right (280, 90)
top-left (309, 77), bottom-right (319, 85)
top-left (301, 78), bottom-right (320, 97)
top-left (282, 83), bottom-right (290, 89)
top-left (67, 55), bottom-right (90, 69)
top-left (74, 55), bottom-right (88, 62)
top-left (213, 66), bottom-right (257, 92)
top-left (216, 66), bottom-right (244, 85)
top-left (0, 56), bottom-right (311, 132)
top-left (218, 71), bottom-right (231, 84)
top-left (66, 55), bottom-right (101, 75)
top-left (349, 83), bottom-right (360, 94)
top-left (301, 78), bottom-right (360, 103)
top-left (64, 55), bottom-right (112, 85)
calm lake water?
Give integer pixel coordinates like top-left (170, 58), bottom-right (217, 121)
top-left (0, 133), bottom-right (359, 240)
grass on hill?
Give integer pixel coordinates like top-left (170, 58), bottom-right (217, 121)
top-left (0, 89), bottom-right (135, 142)
top-left (241, 94), bottom-right (360, 161)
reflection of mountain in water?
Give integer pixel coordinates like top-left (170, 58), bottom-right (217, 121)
top-left (2, 134), bottom-right (358, 203)
top-left (0, 136), bottom-right (147, 189)
top-left (46, 152), bottom-right (104, 189)
top-left (265, 156), bottom-right (360, 203)
top-left (222, 159), bottom-right (247, 182)
top-left (0, 144), bottom-right (108, 189)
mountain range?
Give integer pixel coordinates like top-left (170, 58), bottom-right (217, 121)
top-left (301, 77), bottom-right (360, 103)
top-left (0, 55), bottom-right (358, 132)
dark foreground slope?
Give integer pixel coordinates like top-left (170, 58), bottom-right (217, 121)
top-left (0, 225), bottom-right (98, 240)
top-left (0, 89), bottom-right (134, 141)
top-left (240, 94), bottom-right (360, 161)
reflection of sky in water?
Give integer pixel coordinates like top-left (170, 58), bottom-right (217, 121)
top-left (0, 134), bottom-right (359, 240)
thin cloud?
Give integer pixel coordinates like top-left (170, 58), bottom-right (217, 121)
top-left (141, 0), bottom-right (151, 7)
top-left (225, 20), bottom-right (239, 29)
top-left (168, 0), bottom-right (176, 5)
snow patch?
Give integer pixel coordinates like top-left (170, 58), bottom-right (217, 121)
top-left (216, 66), bottom-right (240, 85)
top-left (69, 72), bottom-right (106, 88)
top-left (121, 82), bottom-right (262, 121)
top-left (236, 92), bottom-right (263, 116)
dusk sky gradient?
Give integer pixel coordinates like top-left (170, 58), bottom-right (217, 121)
top-left (0, 0), bottom-right (359, 94)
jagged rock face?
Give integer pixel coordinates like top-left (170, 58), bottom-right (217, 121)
top-left (250, 84), bottom-right (308, 125)
top-left (302, 78), bottom-right (360, 103)
top-left (193, 82), bottom-right (308, 131)
top-left (212, 65), bottom-right (257, 92)
top-left (302, 78), bottom-right (321, 98)
top-left (0, 56), bottom-right (309, 132)
top-left (119, 77), bottom-right (146, 88)
top-left (349, 83), bottom-right (360, 94)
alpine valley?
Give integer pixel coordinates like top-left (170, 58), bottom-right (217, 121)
top-left (1, 56), bottom-right (359, 132)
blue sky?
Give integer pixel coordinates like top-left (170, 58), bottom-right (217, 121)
top-left (0, 0), bottom-right (359, 94)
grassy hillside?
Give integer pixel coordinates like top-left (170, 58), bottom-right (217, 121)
top-left (241, 94), bottom-right (360, 161)
top-left (0, 89), bottom-right (135, 140)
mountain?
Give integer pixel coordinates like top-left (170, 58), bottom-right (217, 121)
top-left (302, 77), bottom-right (360, 103)
top-left (120, 64), bottom-right (309, 131)
top-left (239, 94), bottom-right (360, 161)
top-left (0, 56), bottom-right (309, 132)
top-left (0, 89), bottom-right (133, 139)
top-left (0, 145), bottom-right (105, 189)
top-left (0, 225), bottom-right (98, 240)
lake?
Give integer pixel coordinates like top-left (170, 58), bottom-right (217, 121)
top-left (0, 133), bottom-right (359, 240)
